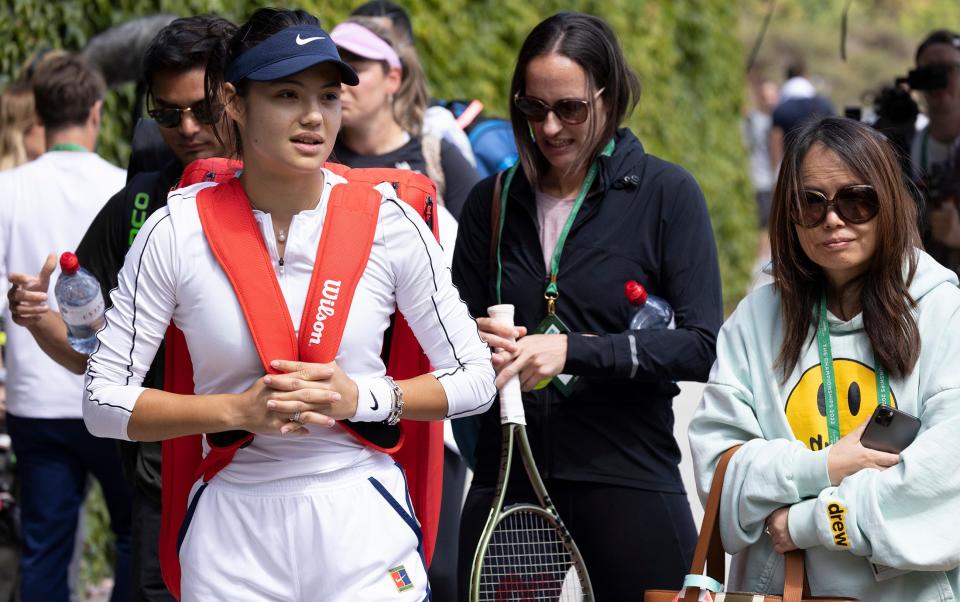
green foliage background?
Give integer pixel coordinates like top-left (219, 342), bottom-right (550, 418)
top-left (0, 0), bottom-right (757, 309)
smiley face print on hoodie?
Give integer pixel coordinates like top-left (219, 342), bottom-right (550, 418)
top-left (784, 358), bottom-right (897, 451)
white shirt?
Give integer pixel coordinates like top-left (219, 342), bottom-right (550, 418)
top-left (84, 169), bottom-right (494, 482)
top-left (910, 124), bottom-right (959, 178)
top-left (0, 151), bottom-right (125, 418)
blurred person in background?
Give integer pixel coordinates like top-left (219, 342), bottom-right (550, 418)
top-left (745, 77), bottom-right (780, 287)
top-left (0, 53), bottom-right (130, 602)
top-left (349, 0), bottom-right (477, 168)
top-left (691, 116), bottom-right (960, 601)
top-left (0, 83), bottom-right (44, 170)
top-left (910, 30), bottom-right (960, 276)
top-left (7, 16), bottom-right (236, 601)
top-left (770, 58), bottom-right (835, 167)
top-left (453, 12), bottom-right (723, 599)
top-left (0, 49), bottom-right (66, 602)
top-left (331, 17), bottom-right (478, 219)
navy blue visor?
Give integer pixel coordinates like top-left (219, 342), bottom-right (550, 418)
top-left (224, 25), bottom-right (359, 86)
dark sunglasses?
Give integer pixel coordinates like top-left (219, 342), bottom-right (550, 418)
top-left (790, 184), bottom-right (880, 228)
top-left (147, 101), bottom-right (219, 129)
top-left (513, 89), bottom-right (603, 125)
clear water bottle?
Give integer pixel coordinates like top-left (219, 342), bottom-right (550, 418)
top-left (55, 252), bottom-right (105, 354)
top-left (625, 280), bottom-right (675, 330)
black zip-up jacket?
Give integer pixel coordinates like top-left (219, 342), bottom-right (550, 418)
top-left (451, 128), bottom-right (723, 492)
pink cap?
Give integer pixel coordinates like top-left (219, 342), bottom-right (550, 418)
top-left (330, 22), bottom-right (401, 70)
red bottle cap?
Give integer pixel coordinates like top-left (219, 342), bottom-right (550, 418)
top-left (59, 252), bottom-right (80, 274)
top-left (624, 280), bottom-right (647, 305)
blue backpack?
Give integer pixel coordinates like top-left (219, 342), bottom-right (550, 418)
top-left (436, 99), bottom-right (518, 180)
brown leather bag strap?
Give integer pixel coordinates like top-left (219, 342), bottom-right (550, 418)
top-left (487, 170), bottom-right (504, 275)
top-left (783, 550), bottom-right (807, 602)
top-left (680, 445), bottom-right (741, 602)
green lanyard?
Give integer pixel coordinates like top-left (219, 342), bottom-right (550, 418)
top-left (816, 290), bottom-right (890, 445)
top-left (921, 129), bottom-right (930, 174)
top-left (495, 138), bottom-right (616, 313)
top-left (48, 143), bottom-right (86, 153)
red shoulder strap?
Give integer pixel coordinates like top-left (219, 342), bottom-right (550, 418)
top-left (299, 182), bottom-right (381, 361)
top-left (197, 176), bottom-right (383, 368)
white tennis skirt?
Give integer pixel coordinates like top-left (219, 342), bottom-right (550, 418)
top-left (178, 453), bottom-right (430, 601)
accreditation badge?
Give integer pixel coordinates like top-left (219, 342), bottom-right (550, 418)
top-left (532, 312), bottom-right (578, 397)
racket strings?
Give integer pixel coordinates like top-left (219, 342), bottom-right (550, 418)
top-left (477, 508), bottom-right (585, 601)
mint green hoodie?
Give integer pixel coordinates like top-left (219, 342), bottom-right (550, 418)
top-left (689, 251), bottom-right (960, 601)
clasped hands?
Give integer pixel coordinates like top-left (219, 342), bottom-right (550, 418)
top-left (236, 359), bottom-right (359, 436)
top-left (476, 316), bottom-right (567, 392)
top-left (765, 419), bottom-right (900, 554)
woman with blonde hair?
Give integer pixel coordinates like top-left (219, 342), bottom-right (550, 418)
top-left (0, 83), bottom-right (44, 170)
top-left (331, 17), bottom-right (478, 218)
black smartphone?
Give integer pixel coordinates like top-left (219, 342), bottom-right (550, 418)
top-left (860, 405), bottom-right (921, 454)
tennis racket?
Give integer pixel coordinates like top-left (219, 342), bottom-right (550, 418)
top-left (469, 304), bottom-right (594, 602)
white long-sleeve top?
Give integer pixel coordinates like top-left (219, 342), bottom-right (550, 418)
top-left (84, 169), bottom-right (495, 483)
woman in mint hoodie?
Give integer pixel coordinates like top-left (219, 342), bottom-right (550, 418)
top-left (690, 117), bottom-right (960, 601)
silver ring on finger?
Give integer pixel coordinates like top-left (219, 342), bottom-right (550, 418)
top-left (290, 410), bottom-right (303, 424)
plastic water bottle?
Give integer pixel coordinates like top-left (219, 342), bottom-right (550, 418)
top-left (625, 280), bottom-right (675, 330)
top-left (55, 252), bottom-right (105, 354)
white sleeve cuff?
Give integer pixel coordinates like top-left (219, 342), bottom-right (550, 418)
top-left (82, 383), bottom-right (145, 441)
top-left (791, 446), bottom-right (832, 499)
top-left (788, 498), bottom-right (820, 550)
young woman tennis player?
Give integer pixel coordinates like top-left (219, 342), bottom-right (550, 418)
top-left (83, 8), bottom-right (494, 601)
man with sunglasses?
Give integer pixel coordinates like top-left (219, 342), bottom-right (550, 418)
top-left (910, 30), bottom-right (960, 277)
top-left (7, 16), bottom-right (235, 601)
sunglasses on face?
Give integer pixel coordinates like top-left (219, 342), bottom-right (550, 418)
top-left (790, 184), bottom-right (880, 228)
top-left (147, 101), bottom-right (219, 129)
top-left (513, 89), bottom-right (603, 125)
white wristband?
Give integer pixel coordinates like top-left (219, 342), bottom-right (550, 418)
top-left (352, 376), bottom-right (394, 422)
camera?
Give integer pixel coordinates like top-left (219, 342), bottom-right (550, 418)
top-left (874, 405), bottom-right (895, 427)
top-left (901, 64), bottom-right (952, 91)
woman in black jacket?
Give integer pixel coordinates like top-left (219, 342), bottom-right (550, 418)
top-left (452, 12), bottom-right (724, 599)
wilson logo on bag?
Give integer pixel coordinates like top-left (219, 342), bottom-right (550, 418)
top-left (308, 279), bottom-right (342, 346)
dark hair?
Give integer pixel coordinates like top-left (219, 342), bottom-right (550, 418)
top-left (350, 0), bottom-right (414, 46)
top-left (205, 8), bottom-right (320, 157)
top-left (785, 58), bottom-right (807, 80)
top-left (770, 117), bottom-right (921, 379)
top-left (31, 53), bottom-right (106, 132)
top-left (915, 29), bottom-right (960, 62)
top-left (143, 15), bottom-right (236, 93)
top-left (509, 12), bottom-right (640, 188)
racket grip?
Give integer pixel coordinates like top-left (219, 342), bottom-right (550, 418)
top-left (487, 304), bottom-right (526, 425)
